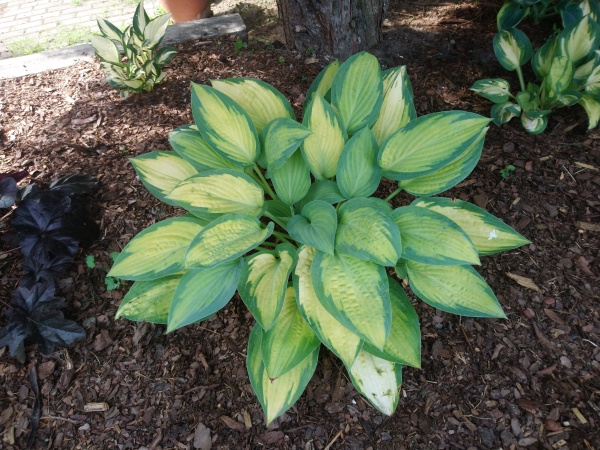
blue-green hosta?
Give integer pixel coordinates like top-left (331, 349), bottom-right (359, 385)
top-left (90, 0), bottom-right (176, 97)
top-left (109, 52), bottom-right (530, 424)
top-left (473, 0), bottom-right (600, 134)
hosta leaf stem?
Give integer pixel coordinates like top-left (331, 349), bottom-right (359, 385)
top-left (253, 164), bottom-right (278, 200)
top-left (272, 230), bottom-right (293, 245)
top-left (384, 186), bottom-right (403, 202)
top-left (516, 66), bottom-right (526, 92)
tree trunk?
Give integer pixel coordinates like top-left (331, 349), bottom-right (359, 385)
top-left (276, 0), bottom-right (388, 61)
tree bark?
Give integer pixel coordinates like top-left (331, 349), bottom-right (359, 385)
top-left (276, 0), bottom-right (388, 61)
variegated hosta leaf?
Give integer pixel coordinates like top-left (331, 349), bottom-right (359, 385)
top-left (583, 52), bottom-right (600, 98)
top-left (167, 258), bottom-right (243, 332)
top-left (116, 274), bottom-right (183, 324)
top-left (572, 52), bottom-right (598, 90)
top-left (532, 36), bottom-right (558, 80)
top-left (96, 17), bottom-right (123, 42)
top-left (346, 349), bottom-right (402, 416)
top-left (211, 78), bottom-right (295, 133)
top-left (491, 101), bottom-right (522, 126)
top-left (132, 0), bottom-right (150, 36)
top-left (142, 14), bottom-right (170, 48)
top-left (493, 27), bottom-right (533, 71)
top-left (261, 286), bottom-right (320, 378)
top-left (191, 83), bottom-right (259, 167)
top-left (399, 128), bottom-right (486, 197)
top-left (270, 151), bottom-right (311, 206)
top-left (378, 111), bottom-right (490, 181)
top-left (288, 200), bottom-right (337, 256)
top-left (497, 1), bottom-right (528, 30)
top-left (185, 213), bottom-right (273, 268)
top-left (304, 59), bottom-right (340, 112)
top-left (579, 94), bottom-right (600, 129)
top-left (168, 125), bottom-right (240, 172)
top-left (238, 243), bottom-right (298, 330)
top-left (155, 47), bottom-right (177, 66)
top-left (247, 325), bottom-right (319, 425)
top-left (541, 56), bottom-right (574, 106)
top-left (336, 127), bottom-right (382, 199)
top-left (331, 51), bottom-right (383, 135)
top-left (167, 169), bottom-right (264, 216)
top-left (470, 78), bottom-right (512, 103)
top-left (108, 215), bottom-right (205, 281)
top-left (520, 112), bottom-right (548, 134)
top-left (311, 250), bottom-right (391, 350)
top-left (362, 277), bottom-right (421, 368)
top-left (371, 65), bottom-right (416, 145)
top-left (293, 246), bottom-right (362, 367)
top-left (261, 118), bottom-right (312, 170)
top-left (406, 261), bottom-right (506, 318)
top-left (301, 93), bottom-right (347, 180)
top-left (411, 197), bottom-right (531, 255)
top-left (392, 206), bottom-right (480, 266)
top-left (130, 151), bottom-right (198, 206)
top-left (557, 15), bottom-right (600, 65)
top-left (294, 180), bottom-right (345, 212)
top-left (335, 198), bottom-right (402, 267)
top-left (90, 35), bottom-right (122, 65)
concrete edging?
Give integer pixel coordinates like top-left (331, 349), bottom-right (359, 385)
top-left (0, 13), bottom-right (246, 80)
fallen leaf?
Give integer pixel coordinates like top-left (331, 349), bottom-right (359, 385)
top-left (543, 309), bottom-right (565, 325)
top-left (37, 361), bottom-right (56, 380)
top-left (516, 398), bottom-right (540, 414)
top-left (506, 272), bottom-right (541, 292)
top-left (258, 431), bottom-right (284, 445)
top-left (575, 221), bottom-right (600, 232)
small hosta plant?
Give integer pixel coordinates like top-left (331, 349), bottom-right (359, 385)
top-left (90, 0), bottom-right (176, 97)
top-left (497, 0), bottom-right (600, 30)
top-left (109, 52), bottom-right (529, 424)
top-left (473, 0), bottom-right (600, 134)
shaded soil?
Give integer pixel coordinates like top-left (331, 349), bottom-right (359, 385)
top-left (1, 1), bottom-right (600, 449)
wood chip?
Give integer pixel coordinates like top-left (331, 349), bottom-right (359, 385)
top-left (452, 409), bottom-right (477, 432)
top-left (193, 422), bottom-right (212, 450)
top-left (242, 409), bottom-right (252, 430)
top-left (574, 162), bottom-right (599, 171)
top-left (575, 221), bottom-right (600, 232)
top-left (219, 415), bottom-right (244, 432)
top-left (83, 402), bottom-right (109, 412)
top-left (571, 407), bottom-right (588, 425)
top-left (506, 272), bottom-right (541, 292)
top-left (544, 309), bottom-right (565, 325)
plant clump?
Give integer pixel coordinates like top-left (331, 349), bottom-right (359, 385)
top-left (108, 52), bottom-right (530, 424)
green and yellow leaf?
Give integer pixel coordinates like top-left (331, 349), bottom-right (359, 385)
top-left (331, 51), bottom-right (383, 135)
top-left (557, 15), bottom-right (600, 65)
top-left (470, 78), bottom-right (512, 103)
top-left (304, 59), bottom-right (340, 112)
top-left (362, 277), bottom-right (420, 368)
top-left (167, 258), bottom-right (243, 332)
top-left (335, 198), bottom-right (402, 267)
top-left (238, 243), bottom-right (298, 330)
top-left (270, 150), bottom-right (311, 206)
top-left (293, 246), bottom-right (362, 367)
top-left (392, 206), bottom-right (480, 266)
top-left (116, 274), bottom-right (183, 324)
top-left (261, 118), bottom-right (312, 170)
top-left (191, 83), bottom-right (259, 167)
top-left (301, 94), bottom-right (347, 180)
top-left (378, 111), bottom-right (490, 180)
top-left (336, 127), bottom-right (382, 199)
top-left (493, 27), bottom-right (533, 71)
top-left (261, 286), bottom-right (320, 378)
top-left (108, 215), bottom-right (205, 281)
top-left (311, 251), bottom-right (391, 349)
top-left (130, 151), bottom-right (197, 206)
top-left (247, 325), bottom-right (319, 425)
top-left (167, 169), bottom-right (264, 216)
top-left (406, 261), bottom-right (507, 318)
top-left (211, 78), bottom-right (295, 133)
top-left (185, 213), bottom-right (273, 268)
top-left (411, 197), bottom-right (531, 255)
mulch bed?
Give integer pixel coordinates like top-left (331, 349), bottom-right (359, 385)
top-left (1, 1), bottom-right (599, 448)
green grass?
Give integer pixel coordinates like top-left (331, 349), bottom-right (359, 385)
top-left (6, 25), bottom-right (93, 57)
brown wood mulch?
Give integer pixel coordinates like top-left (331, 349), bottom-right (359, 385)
top-left (0, 1), bottom-right (599, 449)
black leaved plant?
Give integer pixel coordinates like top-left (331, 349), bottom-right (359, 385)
top-left (0, 283), bottom-right (86, 363)
top-left (0, 172), bottom-right (99, 361)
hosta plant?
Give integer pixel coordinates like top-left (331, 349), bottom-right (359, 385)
top-left (90, 0), bottom-right (176, 97)
top-left (497, 0), bottom-right (600, 30)
top-left (473, 0), bottom-right (600, 134)
top-left (108, 52), bottom-right (530, 424)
